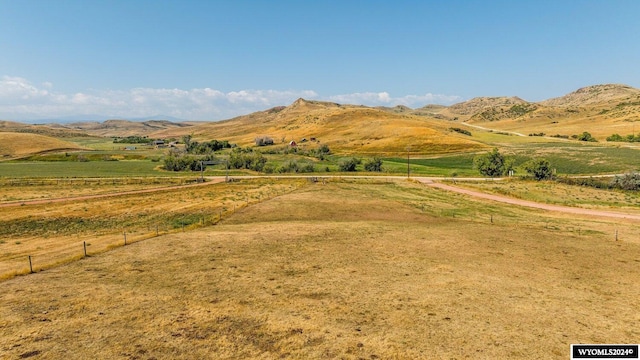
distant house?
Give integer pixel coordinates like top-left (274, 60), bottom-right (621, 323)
top-left (124, 146), bottom-right (136, 150)
top-left (289, 140), bottom-right (297, 147)
top-left (151, 140), bottom-right (166, 148)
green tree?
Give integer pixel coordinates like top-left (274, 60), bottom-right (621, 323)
top-left (182, 134), bottom-right (193, 149)
top-left (338, 157), bottom-right (361, 172)
top-left (523, 158), bottom-right (553, 180)
top-left (364, 157), bottom-right (383, 172)
top-left (576, 131), bottom-right (597, 142)
top-left (473, 148), bottom-right (513, 177)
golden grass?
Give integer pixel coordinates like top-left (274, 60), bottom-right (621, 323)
top-left (451, 179), bottom-right (640, 214)
top-left (0, 178), bottom-right (193, 202)
top-left (153, 100), bottom-right (486, 155)
top-left (1, 179), bottom-right (639, 359)
top-left (0, 178), bottom-right (306, 280)
top-left (0, 132), bottom-right (86, 159)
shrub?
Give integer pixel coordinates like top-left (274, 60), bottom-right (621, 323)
top-left (575, 131), bottom-right (597, 142)
top-left (277, 160), bottom-right (315, 173)
top-left (364, 157), bottom-right (383, 172)
top-left (163, 153), bottom-right (200, 171)
top-left (229, 149), bottom-right (267, 171)
top-left (606, 133), bottom-right (640, 142)
top-left (522, 159), bottom-right (553, 180)
top-left (186, 139), bottom-right (233, 154)
top-left (609, 172), bottom-right (640, 191)
top-left (338, 157), bottom-right (361, 172)
top-left (449, 127), bottom-right (472, 136)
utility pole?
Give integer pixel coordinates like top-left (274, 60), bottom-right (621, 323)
top-left (406, 146), bottom-right (411, 179)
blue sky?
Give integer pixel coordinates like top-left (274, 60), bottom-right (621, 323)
top-left (1, 0), bottom-right (639, 121)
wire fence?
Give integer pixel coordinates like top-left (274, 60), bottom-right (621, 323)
top-left (0, 180), bottom-right (310, 281)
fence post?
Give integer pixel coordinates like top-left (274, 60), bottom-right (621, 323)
top-left (83, 241), bottom-right (87, 257)
top-left (28, 255), bottom-right (33, 273)
top-left (615, 229), bottom-right (618, 241)
top-left (156, 225), bottom-right (159, 236)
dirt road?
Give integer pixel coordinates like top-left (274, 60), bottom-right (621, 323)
top-left (416, 177), bottom-right (640, 221)
top-left (3, 175), bottom-right (638, 221)
top-left (0, 176), bottom-right (228, 208)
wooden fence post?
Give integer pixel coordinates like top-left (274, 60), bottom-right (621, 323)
top-left (83, 241), bottom-right (87, 257)
top-left (28, 255), bottom-right (33, 273)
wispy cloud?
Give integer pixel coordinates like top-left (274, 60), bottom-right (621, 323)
top-left (0, 76), bottom-right (461, 121)
top-left (327, 92), bottom-right (462, 107)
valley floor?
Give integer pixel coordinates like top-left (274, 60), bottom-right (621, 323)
top-left (1, 180), bottom-right (639, 359)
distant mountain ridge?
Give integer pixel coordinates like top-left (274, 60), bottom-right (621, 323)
top-left (2, 83), bottom-right (639, 142)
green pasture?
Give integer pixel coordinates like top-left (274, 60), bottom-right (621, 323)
top-left (2, 135), bottom-right (639, 178)
top-left (384, 154), bottom-right (478, 177)
top-left (0, 161), bottom-right (167, 178)
top-left (508, 143), bottom-right (640, 175)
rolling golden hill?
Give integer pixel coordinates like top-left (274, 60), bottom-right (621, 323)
top-left (0, 120), bottom-right (90, 138)
top-left (65, 119), bottom-right (194, 137)
top-left (151, 98), bottom-right (486, 155)
top-left (442, 84), bottom-right (640, 139)
top-left (0, 132), bottom-right (88, 160)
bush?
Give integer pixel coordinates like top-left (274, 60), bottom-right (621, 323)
top-left (311, 144), bottom-right (331, 160)
top-left (228, 148), bottom-right (267, 171)
top-left (338, 157), bottom-right (361, 172)
top-left (449, 127), bottom-right (472, 136)
top-left (364, 157), bottom-right (383, 172)
top-left (277, 160), bottom-right (315, 173)
top-left (606, 133), bottom-right (640, 142)
top-left (186, 139), bottom-right (233, 154)
top-left (522, 159), bottom-right (553, 180)
top-left (163, 153), bottom-right (200, 171)
top-left (610, 172), bottom-right (640, 190)
top-left (575, 131), bottom-right (597, 142)
top-left (473, 148), bottom-right (513, 177)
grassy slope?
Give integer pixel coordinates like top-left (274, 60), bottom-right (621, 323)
top-left (152, 99), bottom-right (486, 155)
top-left (457, 85), bottom-right (640, 140)
top-left (1, 180), bottom-right (639, 359)
top-left (0, 132), bottom-right (87, 159)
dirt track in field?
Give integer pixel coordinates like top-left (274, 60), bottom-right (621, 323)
top-left (0, 177), bottom-right (228, 208)
top-left (416, 178), bottom-right (640, 221)
top-left (2, 175), bottom-right (638, 221)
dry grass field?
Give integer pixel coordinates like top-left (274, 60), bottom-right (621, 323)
top-left (1, 179), bottom-right (639, 359)
top-left (0, 178), bottom-right (192, 203)
top-left (0, 178), bottom-right (304, 280)
top-left (453, 179), bottom-right (640, 214)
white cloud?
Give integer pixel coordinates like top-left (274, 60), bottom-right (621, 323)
top-left (0, 76), bottom-right (461, 121)
top-left (328, 91), bottom-right (462, 108)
